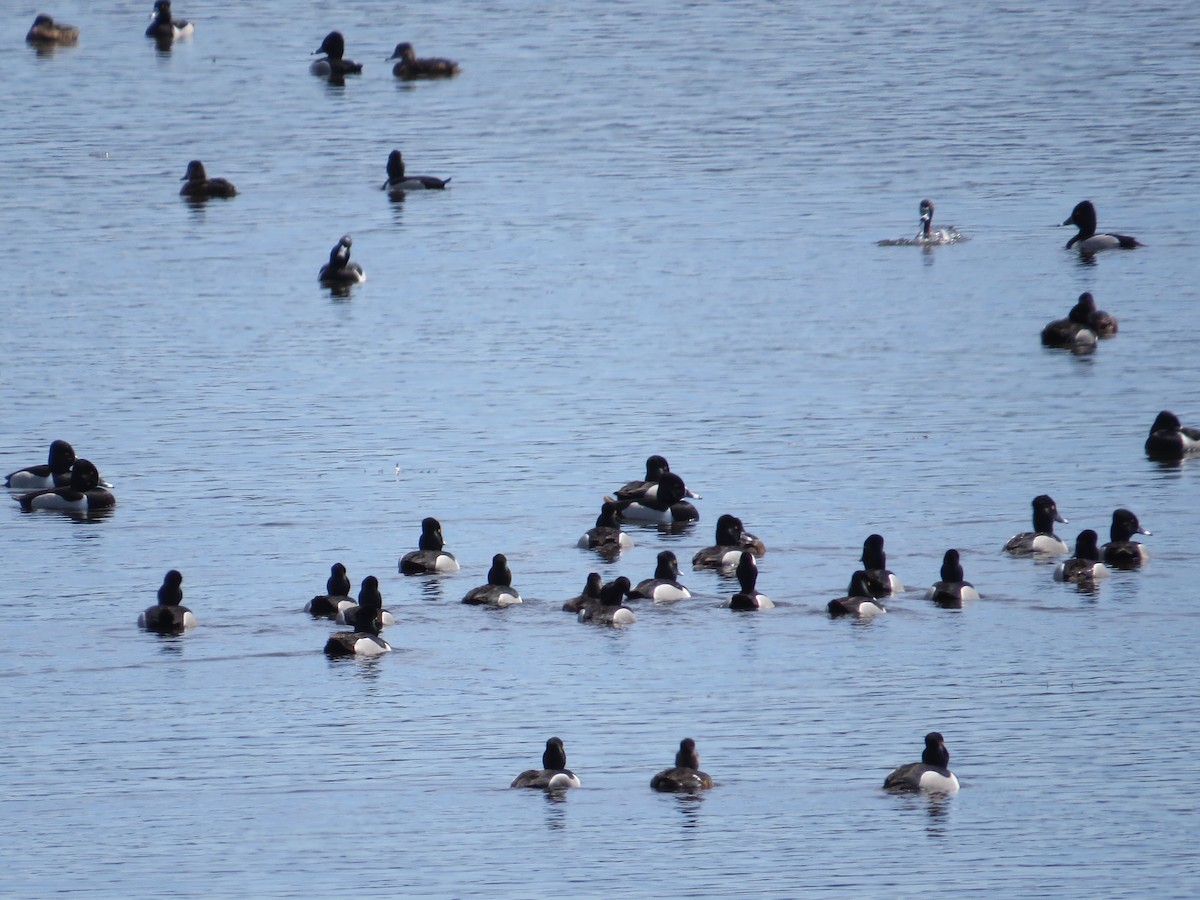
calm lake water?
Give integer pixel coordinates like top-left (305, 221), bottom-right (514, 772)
top-left (3, 0), bottom-right (1200, 896)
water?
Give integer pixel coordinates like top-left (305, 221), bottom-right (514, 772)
top-left (3, 1), bottom-right (1200, 895)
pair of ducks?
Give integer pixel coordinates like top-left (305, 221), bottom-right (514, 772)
top-left (1041, 292), bottom-right (1117, 352)
top-left (827, 536), bottom-right (976, 616)
top-left (310, 32), bottom-right (459, 81)
top-left (511, 737), bottom-right (713, 793)
top-left (6, 441), bottom-right (115, 512)
top-left (513, 733), bottom-right (959, 795)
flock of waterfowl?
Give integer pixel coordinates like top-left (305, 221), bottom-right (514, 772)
top-left (15, 5), bottom-right (1197, 798)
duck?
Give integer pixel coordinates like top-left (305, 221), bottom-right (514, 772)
top-left (511, 737), bottom-right (580, 790)
top-left (650, 738), bottom-right (713, 792)
top-left (828, 571), bottom-right (886, 618)
top-left (562, 572), bottom-right (603, 613)
top-left (462, 554), bottom-right (522, 606)
top-left (577, 501), bottom-right (633, 555)
top-left (323, 613), bottom-right (391, 657)
top-left (1062, 200), bottom-right (1140, 252)
top-left (855, 533), bottom-right (903, 598)
top-left (883, 732), bottom-right (960, 793)
top-left (916, 198), bottom-right (962, 243)
top-left (318, 235), bottom-right (365, 286)
top-left (692, 514), bottom-right (766, 569)
top-left (399, 517), bottom-right (460, 574)
top-left (305, 562), bottom-right (356, 618)
top-left (628, 551), bottom-right (691, 603)
top-left (381, 149), bottom-right (450, 197)
top-left (577, 577), bottom-right (636, 625)
top-left (145, 1), bottom-right (193, 42)
top-left (1102, 509), bottom-right (1150, 568)
top-left (17, 459), bottom-right (115, 512)
top-left (1144, 410), bottom-right (1200, 461)
top-left (179, 160), bottom-right (236, 200)
top-left (612, 472), bottom-right (699, 525)
top-left (1003, 495), bottom-right (1069, 555)
top-left (5, 439), bottom-right (76, 490)
top-left (335, 576), bottom-right (396, 628)
top-left (1072, 291), bottom-right (1118, 336)
top-left (1054, 530), bottom-right (1110, 584)
top-left (925, 549), bottom-right (979, 609)
top-left (26, 14), bottom-right (79, 45)
top-left (1041, 297), bottom-right (1098, 351)
top-left (388, 42), bottom-right (460, 80)
top-left (138, 570), bottom-right (196, 634)
top-left (310, 31), bottom-right (362, 79)
top-left (612, 455), bottom-right (700, 504)
top-left (727, 551), bottom-right (773, 609)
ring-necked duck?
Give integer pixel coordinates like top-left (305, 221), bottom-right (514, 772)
top-left (628, 550), bottom-right (691, 603)
top-left (324, 613), bottom-right (391, 657)
top-left (145, 1), bottom-right (193, 41)
top-left (27, 14), bottom-right (78, 45)
top-left (562, 572), bottom-right (603, 613)
top-left (138, 570), bottom-right (196, 634)
top-left (318, 235), bottom-right (365, 286)
top-left (382, 150), bottom-right (450, 197)
top-left (692, 514), bottom-right (766, 569)
top-left (612, 455), bottom-right (700, 504)
top-left (511, 737), bottom-right (580, 789)
top-left (336, 576), bottom-right (396, 627)
top-left (925, 549), bottom-right (979, 609)
top-left (727, 551), bottom-right (773, 609)
top-left (1102, 509), bottom-right (1150, 568)
top-left (5, 439), bottom-right (76, 489)
top-left (650, 738), bottom-right (713, 792)
top-left (17, 459), bottom-right (115, 511)
top-left (399, 517), bottom-right (460, 574)
top-left (1054, 530), bottom-right (1110, 584)
top-left (1062, 200), bottom-right (1140, 252)
top-left (1041, 297), bottom-right (1098, 351)
top-left (462, 554), bottom-right (522, 606)
top-left (612, 472), bottom-right (699, 524)
top-left (388, 42), bottom-right (460, 80)
top-left (577, 501), bottom-right (634, 555)
top-left (179, 160), bottom-right (236, 200)
top-left (305, 562), bottom-right (356, 618)
top-left (1145, 410), bottom-right (1200, 461)
top-left (577, 576), bottom-right (636, 625)
top-left (1003, 495), bottom-right (1069, 555)
top-left (310, 31), bottom-right (362, 79)
top-left (1072, 291), bottom-right (1117, 336)
top-left (855, 533), bottom-right (903, 598)
top-left (828, 571), bottom-right (886, 617)
top-left (883, 732), bottom-right (959, 793)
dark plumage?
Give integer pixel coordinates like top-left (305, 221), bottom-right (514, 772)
top-left (138, 570), bottom-right (195, 634)
top-left (1003, 495), bottom-right (1069, 555)
top-left (462, 554), bottom-right (522, 606)
top-left (577, 577), bottom-right (635, 625)
top-left (1144, 410), bottom-right (1200, 461)
top-left (926, 549), bottom-right (979, 609)
top-left (323, 613), bottom-right (390, 657)
top-left (855, 533), bottom-right (903, 598)
top-left (5, 439), bottom-right (76, 489)
top-left (18, 459), bottom-right (115, 511)
top-left (145, 1), bottom-right (191, 42)
top-left (318, 235), bottom-right (365, 286)
top-left (179, 160), bottom-right (237, 200)
top-left (388, 42), bottom-right (460, 80)
top-left (650, 738), bottom-right (713, 792)
top-left (1062, 200), bottom-right (1140, 251)
top-left (828, 571), bottom-right (886, 617)
top-left (578, 501), bottom-right (632, 556)
top-left (306, 562), bottom-right (353, 618)
top-left (1041, 294), bottom-right (1097, 351)
top-left (728, 551), bottom-right (772, 610)
top-left (382, 149), bottom-right (450, 196)
top-left (511, 737), bottom-right (580, 789)
top-left (883, 732), bottom-right (959, 793)
top-left (1102, 509), bottom-right (1150, 568)
top-left (1054, 530), bottom-right (1109, 584)
top-left (628, 550), bottom-right (690, 602)
top-left (692, 514), bottom-right (766, 569)
top-left (399, 517), bottom-right (460, 574)
top-left (27, 14), bottom-right (79, 45)
top-left (311, 31), bottom-right (362, 78)
top-left (562, 572), bottom-right (603, 613)
top-left (611, 472), bottom-right (699, 524)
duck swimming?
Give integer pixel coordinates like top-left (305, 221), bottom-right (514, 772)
top-left (138, 570), bottom-right (196, 634)
top-left (828, 571), bottom-right (886, 618)
top-left (1054, 530), bottom-right (1109, 584)
top-left (382, 149), bottom-right (450, 197)
top-left (511, 737), bottom-right (580, 790)
top-left (1144, 410), bottom-right (1200, 461)
top-left (650, 738), bottom-right (713, 792)
top-left (612, 472), bottom-right (699, 525)
top-left (318, 235), bottom-right (365, 286)
top-left (612, 455), bottom-right (700, 504)
top-left (1101, 509), bottom-right (1150, 568)
top-left (577, 576), bottom-right (636, 625)
top-left (883, 732), bottom-right (959, 793)
top-left (179, 160), bottom-right (236, 200)
top-left (462, 554), bottom-right (522, 606)
top-left (323, 613), bottom-right (391, 657)
top-left (310, 31), bottom-right (362, 79)
top-left (399, 517), bottom-right (460, 574)
top-left (628, 551), bottom-right (690, 603)
top-left (5, 440), bottom-right (76, 490)
top-left (305, 562), bottom-right (356, 618)
top-left (727, 551), bottom-right (773, 610)
top-left (577, 501), bottom-right (634, 556)
top-left (562, 572), bottom-right (603, 613)
top-left (1003, 495), bottom-right (1069, 556)
top-left (925, 549), bottom-right (979, 609)
top-left (145, 0), bottom-right (192, 42)
top-left (692, 514), bottom-right (766, 569)
top-left (336, 575), bottom-right (396, 628)
top-left (1062, 200), bottom-right (1140, 252)
top-left (855, 533), bottom-right (903, 598)
top-left (26, 14), bottom-right (79, 45)
top-left (388, 42), bottom-right (460, 80)
top-left (17, 459), bottom-right (114, 512)
top-left (878, 199), bottom-right (965, 246)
